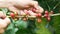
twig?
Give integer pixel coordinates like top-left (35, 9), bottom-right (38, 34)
top-left (7, 13), bottom-right (60, 18)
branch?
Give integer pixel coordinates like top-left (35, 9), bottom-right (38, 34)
top-left (7, 13), bottom-right (60, 18)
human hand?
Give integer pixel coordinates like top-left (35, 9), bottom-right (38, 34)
top-left (0, 11), bottom-right (10, 34)
top-left (0, 0), bottom-right (44, 14)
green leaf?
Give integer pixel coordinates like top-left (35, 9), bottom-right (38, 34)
top-left (50, 15), bottom-right (60, 34)
top-left (15, 19), bottom-right (28, 29)
top-left (4, 28), bottom-right (16, 34)
top-left (4, 23), bottom-right (16, 34)
top-left (16, 19), bottom-right (36, 34)
top-left (1, 8), bottom-right (8, 15)
top-left (6, 23), bottom-right (14, 30)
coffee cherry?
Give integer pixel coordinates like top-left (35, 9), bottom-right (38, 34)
top-left (47, 17), bottom-right (51, 21)
top-left (44, 11), bottom-right (49, 18)
top-left (38, 13), bottom-right (42, 17)
top-left (36, 13), bottom-right (42, 17)
top-left (44, 14), bottom-right (48, 18)
top-left (50, 11), bottom-right (54, 14)
top-left (14, 12), bottom-right (18, 15)
top-left (28, 10), bottom-right (36, 16)
top-left (10, 13), bottom-right (15, 18)
top-left (45, 10), bottom-right (49, 14)
top-left (37, 18), bottom-right (42, 23)
top-left (32, 8), bottom-right (36, 13)
top-left (23, 17), bottom-right (27, 21)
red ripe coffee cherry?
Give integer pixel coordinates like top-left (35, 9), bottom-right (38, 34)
top-left (31, 7), bottom-right (36, 13)
top-left (47, 17), bottom-right (51, 21)
top-left (44, 11), bottom-right (49, 18)
top-left (45, 10), bottom-right (49, 14)
top-left (10, 13), bottom-right (15, 18)
top-left (36, 13), bottom-right (42, 17)
top-left (44, 14), bottom-right (48, 18)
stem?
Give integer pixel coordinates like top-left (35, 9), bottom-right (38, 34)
top-left (7, 13), bottom-right (60, 18)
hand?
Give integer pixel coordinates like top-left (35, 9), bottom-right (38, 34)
top-left (0, 0), bottom-right (44, 14)
top-left (0, 11), bottom-right (10, 34)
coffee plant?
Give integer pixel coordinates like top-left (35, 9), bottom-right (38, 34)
top-left (0, 0), bottom-right (60, 34)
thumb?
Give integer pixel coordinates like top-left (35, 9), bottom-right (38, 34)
top-left (0, 17), bottom-right (11, 28)
top-left (4, 17), bottom-right (10, 25)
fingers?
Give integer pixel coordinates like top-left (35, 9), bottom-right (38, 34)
top-left (0, 18), bottom-right (10, 30)
top-left (0, 11), bottom-right (6, 19)
top-left (8, 5), bottom-right (20, 13)
top-left (19, 9), bottom-right (37, 16)
top-left (29, 1), bottom-right (44, 13)
top-left (0, 19), bottom-right (7, 29)
top-left (4, 17), bottom-right (10, 24)
top-left (36, 6), bottom-right (44, 13)
top-left (0, 12), bottom-right (10, 28)
top-left (19, 10), bottom-right (25, 16)
top-left (27, 10), bottom-right (36, 16)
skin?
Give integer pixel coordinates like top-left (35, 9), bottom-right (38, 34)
top-left (0, 0), bottom-right (44, 13)
top-left (0, 0), bottom-right (44, 34)
top-left (0, 11), bottom-right (10, 34)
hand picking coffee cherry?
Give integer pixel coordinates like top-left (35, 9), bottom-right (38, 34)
top-left (10, 12), bottom-right (15, 18)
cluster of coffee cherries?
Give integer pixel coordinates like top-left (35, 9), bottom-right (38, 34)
top-left (9, 7), bottom-right (53, 23)
top-left (44, 11), bottom-right (54, 22)
top-left (9, 7), bottom-right (42, 20)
